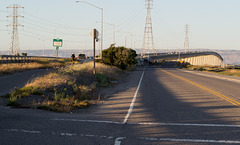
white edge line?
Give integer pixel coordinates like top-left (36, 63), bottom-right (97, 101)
top-left (51, 118), bottom-right (123, 125)
top-left (139, 137), bottom-right (240, 144)
top-left (51, 118), bottom-right (240, 128)
top-left (128, 122), bottom-right (240, 128)
top-left (123, 70), bottom-right (145, 124)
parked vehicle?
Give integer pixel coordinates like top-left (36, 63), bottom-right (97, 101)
top-left (78, 54), bottom-right (86, 59)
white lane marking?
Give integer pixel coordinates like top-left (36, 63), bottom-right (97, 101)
top-left (51, 118), bottom-right (123, 125)
top-left (52, 118), bottom-right (240, 128)
top-left (114, 137), bottom-right (126, 145)
top-left (79, 134), bottom-right (113, 140)
top-left (53, 132), bottom-right (114, 139)
top-left (3, 129), bottom-right (41, 134)
top-left (128, 122), bottom-right (240, 128)
top-left (123, 70), bottom-right (145, 124)
top-left (139, 137), bottom-right (240, 144)
top-left (181, 69), bottom-right (240, 84)
top-left (60, 132), bottom-right (77, 136)
top-left (2, 128), bottom-right (114, 140)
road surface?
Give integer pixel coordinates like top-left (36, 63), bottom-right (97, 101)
top-left (1, 65), bottom-right (240, 145)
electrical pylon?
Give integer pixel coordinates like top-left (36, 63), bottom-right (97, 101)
top-left (184, 24), bottom-right (189, 53)
top-left (143, 0), bottom-right (154, 54)
top-left (7, 4), bottom-right (24, 55)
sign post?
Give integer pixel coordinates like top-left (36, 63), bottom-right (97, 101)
top-left (90, 29), bottom-right (99, 74)
top-left (53, 38), bottom-right (63, 58)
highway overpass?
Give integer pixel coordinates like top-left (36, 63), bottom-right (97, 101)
top-left (139, 51), bottom-right (224, 66)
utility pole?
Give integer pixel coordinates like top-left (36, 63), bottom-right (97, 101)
top-left (90, 29), bottom-right (99, 74)
top-left (7, 4), bottom-right (24, 55)
top-left (143, 0), bottom-right (154, 55)
top-left (184, 24), bottom-right (189, 53)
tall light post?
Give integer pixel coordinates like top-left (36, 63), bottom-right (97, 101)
top-left (76, 1), bottom-right (103, 59)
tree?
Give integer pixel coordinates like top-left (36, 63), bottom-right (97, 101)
top-left (102, 44), bottom-right (137, 70)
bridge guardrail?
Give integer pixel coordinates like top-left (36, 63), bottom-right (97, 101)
top-left (0, 55), bottom-right (60, 64)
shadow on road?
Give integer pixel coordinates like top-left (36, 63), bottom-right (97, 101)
top-left (121, 66), bottom-right (240, 144)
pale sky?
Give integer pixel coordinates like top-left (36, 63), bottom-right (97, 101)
top-left (1, 0), bottom-right (240, 54)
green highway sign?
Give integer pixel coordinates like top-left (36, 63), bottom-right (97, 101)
top-left (53, 39), bottom-right (63, 47)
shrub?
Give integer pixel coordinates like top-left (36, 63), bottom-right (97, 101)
top-left (96, 73), bottom-right (109, 87)
top-left (102, 44), bottom-right (137, 70)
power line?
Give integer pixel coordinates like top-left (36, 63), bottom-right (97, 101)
top-left (24, 13), bottom-right (91, 31)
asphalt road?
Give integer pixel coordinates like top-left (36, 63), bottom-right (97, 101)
top-left (1, 65), bottom-right (240, 145)
top-left (0, 69), bottom-right (50, 96)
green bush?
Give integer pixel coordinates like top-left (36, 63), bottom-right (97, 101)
top-left (96, 73), bottom-right (109, 87)
top-left (102, 44), bottom-right (137, 70)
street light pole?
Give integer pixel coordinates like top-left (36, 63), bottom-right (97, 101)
top-left (76, 1), bottom-right (103, 59)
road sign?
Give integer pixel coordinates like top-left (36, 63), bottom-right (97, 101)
top-left (89, 29), bottom-right (99, 39)
top-left (53, 38), bottom-right (63, 47)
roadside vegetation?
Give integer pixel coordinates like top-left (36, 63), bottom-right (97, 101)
top-left (1, 45), bottom-right (137, 112)
top-left (101, 44), bottom-right (137, 70)
top-left (0, 58), bottom-right (71, 76)
top-left (185, 65), bottom-right (240, 77)
top-left (1, 62), bottom-right (123, 112)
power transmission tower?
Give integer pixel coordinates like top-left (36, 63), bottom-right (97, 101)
top-left (184, 24), bottom-right (189, 53)
top-left (143, 0), bottom-right (154, 54)
top-left (7, 4), bottom-right (24, 55)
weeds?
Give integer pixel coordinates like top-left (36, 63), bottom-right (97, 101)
top-left (2, 62), bottom-right (122, 112)
top-left (0, 58), bottom-right (71, 76)
top-left (7, 90), bottom-right (20, 106)
top-left (187, 65), bottom-right (240, 77)
top-left (96, 73), bottom-right (109, 87)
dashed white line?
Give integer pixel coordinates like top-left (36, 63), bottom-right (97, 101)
top-left (2, 128), bottom-right (240, 144)
top-left (139, 137), bottom-right (240, 144)
top-left (123, 70), bottom-right (145, 124)
top-left (3, 129), bottom-right (41, 134)
top-left (60, 132), bottom-right (77, 136)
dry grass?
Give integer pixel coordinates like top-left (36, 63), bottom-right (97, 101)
top-left (35, 98), bottom-right (90, 112)
top-left (218, 69), bottom-right (240, 76)
top-left (25, 72), bottom-right (71, 89)
top-left (60, 61), bottom-right (122, 79)
top-left (187, 65), bottom-right (240, 77)
top-left (0, 58), bottom-right (71, 76)
top-left (4, 62), bottom-right (123, 112)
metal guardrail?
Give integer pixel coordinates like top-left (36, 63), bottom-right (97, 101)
top-left (0, 55), bottom-right (59, 64)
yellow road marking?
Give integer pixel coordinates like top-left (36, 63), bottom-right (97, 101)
top-left (160, 69), bottom-right (240, 107)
